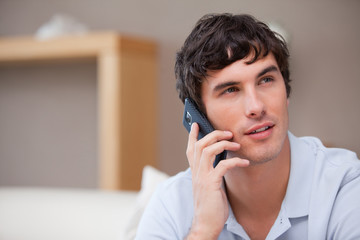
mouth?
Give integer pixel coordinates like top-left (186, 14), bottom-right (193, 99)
top-left (245, 124), bottom-right (274, 135)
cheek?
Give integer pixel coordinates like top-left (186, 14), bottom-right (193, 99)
top-left (272, 98), bottom-right (288, 116)
top-left (207, 104), bottom-right (241, 131)
top-left (275, 97), bottom-right (290, 124)
top-left (270, 87), bottom-right (288, 112)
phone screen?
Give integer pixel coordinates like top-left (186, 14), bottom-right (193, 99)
top-left (182, 98), bottom-right (227, 167)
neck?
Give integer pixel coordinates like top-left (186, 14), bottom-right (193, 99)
top-left (224, 135), bottom-right (291, 223)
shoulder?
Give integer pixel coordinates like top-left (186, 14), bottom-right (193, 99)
top-left (158, 168), bottom-right (193, 194)
top-left (298, 134), bottom-right (360, 193)
top-left (290, 133), bottom-right (360, 238)
top-left (152, 168), bottom-right (194, 218)
top-left (290, 132), bottom-right (360, 177)
top-left (136, 168), bottom-right (194, 239)
top-left (146, 167), bottom-right (194, 218)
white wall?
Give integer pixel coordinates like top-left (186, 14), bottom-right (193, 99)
top-left (0, 0), bottom-right (359, 187)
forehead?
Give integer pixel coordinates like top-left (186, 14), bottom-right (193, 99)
top-left (204, 53), bottom-right (280, 86)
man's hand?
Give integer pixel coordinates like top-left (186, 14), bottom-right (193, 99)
top-left (185, 123), bottom-right (250, 240)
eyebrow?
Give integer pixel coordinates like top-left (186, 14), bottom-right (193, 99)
top-left (212, 65), bottom-right (280, 93)
top-left (256, 65), bottom-right (279, 78)
top-left (213, 81), bottom-right (240, 92)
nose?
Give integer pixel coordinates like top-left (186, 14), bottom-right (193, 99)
top-left (244, 89), bottom-right (265, 118)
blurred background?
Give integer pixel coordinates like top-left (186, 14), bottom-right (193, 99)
top-left (0, 0), bottom-right (359, 189)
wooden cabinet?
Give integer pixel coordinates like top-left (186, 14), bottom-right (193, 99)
top-left (0, 32), bottom-right (157, 190)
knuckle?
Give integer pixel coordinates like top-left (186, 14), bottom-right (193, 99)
top-left (186, 146), bottom-right (192, 156)
top-left (202, 147), bottom-right (212, 155)
top-left (215, 159), bottom-right (229, 168)
top-left (194, 141), bottom-right (204, 151)
top-left (186, 147), bottom-right (194, 160)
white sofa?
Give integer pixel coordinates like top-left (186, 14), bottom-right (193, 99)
top-left (0, 166), bottom-right (169, 240)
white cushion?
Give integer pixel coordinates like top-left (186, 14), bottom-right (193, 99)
top-left (122, 165), bottom-right (169, 240)
top-left (0, 166), bottom-right (169, 240)
top-left (0, 187), bottom-right (137, 240)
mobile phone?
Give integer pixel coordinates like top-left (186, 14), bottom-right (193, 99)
top-left (182, 98), bottom-right (227, 167)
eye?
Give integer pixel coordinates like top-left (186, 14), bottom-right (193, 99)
top-left (259, 77), bottom-right (273, 85)
top-left (224, 86), bottom-right (239, 94)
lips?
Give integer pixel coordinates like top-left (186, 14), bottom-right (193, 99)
top-left (245, 123), bottom-right (274, 135)
top-left (250, 126), bottom-right (271, 134)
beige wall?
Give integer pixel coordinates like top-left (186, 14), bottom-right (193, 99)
top-left (0, 0), bottom-right (359, 187)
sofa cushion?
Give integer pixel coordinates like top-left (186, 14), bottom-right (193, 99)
top-left (122, 165), bottom-right (169, 239)
top-left (0, 187), bottom-right (137, 240)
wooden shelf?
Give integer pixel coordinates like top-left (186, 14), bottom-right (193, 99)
top-left (0, 32), bottom-right (158, 190)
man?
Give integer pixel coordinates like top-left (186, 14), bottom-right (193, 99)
top-left (136, 13), bottom-right (360, 240)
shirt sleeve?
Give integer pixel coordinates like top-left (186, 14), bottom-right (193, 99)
top-left (327, 171), bottom-right (360, 239)
top-left (135, 171), bottom-right (195, 240)
top-left (135, 184), bottom-right (180, 240)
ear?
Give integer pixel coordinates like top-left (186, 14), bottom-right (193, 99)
top-left (287, 98), bottom-right (290, 106)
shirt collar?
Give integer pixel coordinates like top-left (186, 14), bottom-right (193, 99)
top-left (283, 131), bottom-right (315, 218)
top-left (225, 132), bottom-right (315, 228)
top-left (225, 205), bottom-right (250, 238)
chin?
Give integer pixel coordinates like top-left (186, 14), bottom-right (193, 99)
top-left (246, 149), bottom-right (281, 165)
top-left (236, 137), bottom-right (286, 165)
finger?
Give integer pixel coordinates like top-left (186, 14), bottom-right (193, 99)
top-left (186, 123), bottom-right (199, 168)
top-left (200, 130), bottom-right (233, 148)
top-left (193, 130), bottom-right (233, 162)
top-left (199, 141), bottom-right (240, 172)
top-left (192, 130), bottom-right (235, 173)
top-left (213, 157), bottom-right (250, 180)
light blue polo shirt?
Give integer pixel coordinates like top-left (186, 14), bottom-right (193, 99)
top-left (136, 132), bottom-right (360, 239)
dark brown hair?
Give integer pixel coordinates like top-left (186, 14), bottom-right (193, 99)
top-left (175, 13), bottom-right (291, 112)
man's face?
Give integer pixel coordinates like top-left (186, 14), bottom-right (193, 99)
top-left (201, 53), bottom-right (289, 164)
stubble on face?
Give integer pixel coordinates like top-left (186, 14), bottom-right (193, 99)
top-left (201, 53), bottom-right (290, 166)
top-left (232, 131), bottom-right (289, 166)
